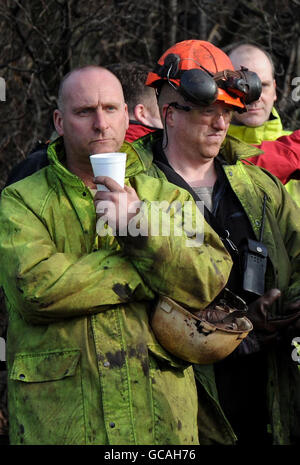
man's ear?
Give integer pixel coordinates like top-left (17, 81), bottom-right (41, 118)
top-left (162, 103), bottom-right (175, 127)
top-left (273, 79), bottom-right (277, 102)
top-left (133, 104), bottom-right (148, 126)
top-left (124, 103), bottom-right (129, 130)
top-left (53, 109), bottom-right (64, 136)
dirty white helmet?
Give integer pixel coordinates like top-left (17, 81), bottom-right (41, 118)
top-left (151, 291), bottom-right (253, 364)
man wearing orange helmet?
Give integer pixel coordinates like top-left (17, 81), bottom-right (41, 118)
top-left (126, 39), bottom-right (300, 445)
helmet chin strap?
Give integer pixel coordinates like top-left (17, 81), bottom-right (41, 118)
top-left (162, 103), bottom-right (172, 151)
top-left (162, 100), bottom-right (202, 151)
top-left (162, 101), bottom-right (191, 151)
top-left (168, 102), bottom-right (191, 112)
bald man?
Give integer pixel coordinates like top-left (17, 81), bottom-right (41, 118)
top-left (0, 65), bottom-right (232, 445)
top-left (227, 43), bottom-right (300, 206)
top-left (228, 44), bottom-right (278, 129)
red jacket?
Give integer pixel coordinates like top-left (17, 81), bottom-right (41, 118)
top-left (125, 121), bottom-right (158, 143)
top-left (243, 130), bottom-right (300, 184)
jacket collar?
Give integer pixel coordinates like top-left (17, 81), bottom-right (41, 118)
top-left (120, 130), bottom-right (163, 176)
top-left (47, 137), bottom-right (83, 187)
top-left (220, 135), bottom-right (263, 163)
top-left (47, 129), bottom-right (263, 185)
top-left (227, 107), bottom-right (287, 144)
top-left (125, 121), bottom-right (159, 143)
top-left (124, 129), bottom-right (262, 167)
top-left (47, 135), bottom-right (156, 185)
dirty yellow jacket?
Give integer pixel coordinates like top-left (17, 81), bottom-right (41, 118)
top-left (132, 132), bottom-right (300, 445)
top-left (0, 137), bottom-right (232, 445)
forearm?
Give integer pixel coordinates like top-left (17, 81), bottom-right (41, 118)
top-left (119, 198), bottom-right (232, 311)
top-left (0, 194), bottom-right (153, 325)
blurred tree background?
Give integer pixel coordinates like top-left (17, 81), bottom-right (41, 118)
top-left (0, 0), bottom-right (300, 442)
top-left (0, 0), bottom-right (300, 190)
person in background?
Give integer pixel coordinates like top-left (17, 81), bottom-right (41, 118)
top-left (5, 55), bottom-right (300, 194)
top-left (130, 39), bottom-right (300, 445)
top-left (108, 62), bottom-right (163, 142)
top-left (227, 43), bottom-right (300, 206)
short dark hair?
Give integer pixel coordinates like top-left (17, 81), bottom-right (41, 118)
top-left (107, 62), bottom-right (155, 114)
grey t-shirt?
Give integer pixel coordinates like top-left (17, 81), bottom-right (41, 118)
top-left (189, 184), bottom-right (214, 212)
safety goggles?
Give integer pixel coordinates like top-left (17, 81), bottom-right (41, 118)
top-left (169, 101), bottom-right (233, 123)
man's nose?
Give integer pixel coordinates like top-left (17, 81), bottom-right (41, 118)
top-left (212, 113), bottom-right (227, 130)
top-left (93, 109), bottom-right (109, 131)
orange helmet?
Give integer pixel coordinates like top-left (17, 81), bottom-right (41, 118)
top-left (146, 40), bottom-right (261, 112)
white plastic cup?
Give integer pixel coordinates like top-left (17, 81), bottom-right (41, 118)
top-left (90, 152), bottom-right (127, 191)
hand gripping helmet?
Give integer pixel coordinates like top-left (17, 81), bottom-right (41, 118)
top-left (151, 289), bottom-right (253, 364)
top-left (146, 40), bottom-right (262, 112)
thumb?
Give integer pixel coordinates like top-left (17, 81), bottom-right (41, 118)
top-left (261, 288), bottom-right (281, 307)
top-left (123, 184), bottom-right (135, 194)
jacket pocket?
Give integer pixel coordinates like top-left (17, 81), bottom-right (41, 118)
top-left (10, 349), bottom-right (80, 383)
top-left (9, 349), bottom-right (85, 445)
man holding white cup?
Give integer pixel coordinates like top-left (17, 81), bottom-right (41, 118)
top-left (0, 65), bottom-right (232, 445)
top-left (90, 153), bottom-right (127, 191)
